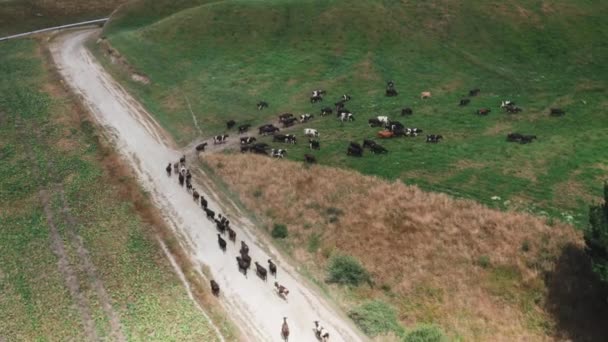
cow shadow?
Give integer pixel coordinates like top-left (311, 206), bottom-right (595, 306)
top-left (545, 243), bottom-right (608, 341)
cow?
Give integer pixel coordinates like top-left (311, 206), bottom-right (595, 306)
top-left (350, 142), bottom-right (363, 151)
top-left (215, 218), bottom-right (226, 235)
top-left (387, 121), bottom-right (404, 132)
top-left (377, 130), bottom-right (394, 139)
top-left (226, 120), bottom-right (236, 129)
top-left (240, 136), bottom-right (256, 145)
top-left (282, 117), bottom-right (298, 128)
top-left (363, 139), bottom-right (377, 149)
top-left (274, 282), bottom-right (289, 299)
top-left (165, 163), bottom-right (172, 176)
top-left (304, 154), bottom-right (316, 164)
top-left (238, 124), bottom-right (251, 134)
top-left (227, 226), bottom-right (236, 242)
top-left (259, 125), bottom-right (280, 135)
top-left (200, 197), bottom-right (208, 209)
top-left (240, 241), bottom-right (249, 255)
top-left (476, 108), bottom-right (491, 115)
top-left (179, 155), bottom-right (186, 165)
top-left (368, 118), bottom-right (383, 127)
top-left (550, 108), bottom-right (565, 116)
top-left (268, 259), bottom-right (277, 278)
top-left (310, 95), bottom-right (323, 103)
top-left (507, 133), bottom-right (537, 144)
top-left (340, 112), bottom-right (354, 122)
top-left (376, 116), bottom-right (389, 124)
top-left (195, 142), bottom-right (208, 151)
top-left (217, 234), bottom-right (226, 251)
top-left (300, 113), bottom-right (314, 123)
top-left (401, 107), bottom-right (413, 116)
top-left (347, 145), bottom-right (363, 157)
top-left (405, 127), bottom-right (423, 137)
top-left (314, 321), bottom-right (330, 342)
top-left (341, 94), bottom-right (352, 101)
top-left (420, 91), bottom-right (432, 99)
top-left (285, 134), bottom-right (297, 144)
top-left (236, 256), bottom-right (249, 276)
top-left (304, 128), bottom-right (319, 137)
top-left (426, 134), bottom-right (443, 143)
top-left (205, 208), bottom-right (215, 220)
top-left (278, 113), bottom-right (293, 122)
top-left (506, 105), bottom-right (522, 113)
top-left (520, 135), bottom-right (537, 144)
top-left (210, 280), bottom-right (220, 296)
top-left (309, 139), bottom-right (320, 150)
top-left (459, 99), bottom-right (470, 106)
top-left (320, 107), bottom-right (333, 116)
top-left (213, 134), bottom-right (228, 144)
top-left (254, 262), bottom-right (267, 281)
top-left (271, 149), bottom-right (287, 159)
top-left (386, 88), bottom-right (398, 97)
top-left (240, 145), bottom-right (252, 153)
top-left (371, 144), bottom-right (388, 154)
top-left (178, 173), bottom-right (185, 186)
top-left (193, 190), bottom-right (200, 202)
top-left (281, 317), bottom-right (289, 341)
top-left (257, 101), bottom-right (268, 110)
top-left (469, 88), bottom-right (480, 96)
top-left (501, 100), bottom-right (515, 108)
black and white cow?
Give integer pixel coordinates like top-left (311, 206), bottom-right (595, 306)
top-left (285, 134), bottom-right (297, 144)
top-left (278, 113), bottom-right (293, 123)
top-left (304, 128), bottom-right (319, 137)
top-left (341, 94), bottom-right (352, 101)
top-left (340, 112), bottom-right (354, 122)
top-left (271, 148), bottom-right (287, 159)
top-left (386, 88), bottom-right (398, 97)
top-left (213, 134), bottom-right (229, 144)
top-left (309, 139), bottom-right (320, 150)
top-left (238, 124), bottom-right (251, 134)
top-left (459, 99), bottom-right (470, 106)
top-left (300, 113), bottom-right (314, 123)
top-left (426, 134), bottom-right (443, 143)
top-left (320, 107), bottom-right (333, 116)
top-left (240, 137), bottom-right (256, 145)
top-left (368, 118), bottom-right (383, 127)
top-left (376, 116), bottom-right (390, 125)
top-left (257, 101), bottom-right (268, 110)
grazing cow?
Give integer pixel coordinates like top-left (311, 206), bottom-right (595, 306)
top-left (259, 125), bottom-right (280, 135)
top-left (215, 218), bottom-right (226, 234)
top-left (476, 108), bottom-right (491, 115)
top-left (340, 112), bottom-right (354, 122)
top-left (193, 190), bottom-right (200, 202)
top-left (254, 262), bottom-right (267, 281)
top-left (501, 100), bottom-right (515, 108)
top-left (278, 113), bottom-right (293, 122)
top-left (178, 173), bottom-right (185, 186)
top-left (386, 88), bottom-right (398, 97)
top-left (205, 208), bottom-right (215, 220)
top-left (195, 142), bottom-right (208, 151)
top-left (304, 154), bottom-right (316, 164)
top-left (240, 241), bottom-right (249, 255)
top-left (257, 101), bottom-right (268, 110)
top-left (210, 280), bottom-right (220, 296)
top-left (368, 118), bottom-right (383, 127)
top-left (507, 133), bottom-right (537, 144)
top-left (238, 124), bottom-right (251, 134)
top-left (347, 145), bottom-right (363, 157)
top-left (388, 121), bottom-right (404, 132)
top-left (376, 116), bottom-right (389, 124)
top-left (240, 145), bottom-right (252, 153)
top-left (341, 94), bottom-right (351, 101)
top-left (309, 139), bottom-right (320, 150)
top-left (350, 142), bottom-right (363, 151)
top-left (273, 134), bottom-right (287, 142)
top-left (401, 107), bottom-right (413, 116)
top-left (459, 99), bottom-right (470, 106)
top-left (271, 149), bottom-right (287, 159)
top-left (240, 136), bottom-right (256, 145)
top-left (213, 134), bottom-right (229, 144)
top-left (405, 127), bottom-right (423, 136)
top-left (217, 234), bottom-right (226, 251)
top-left (268, 259), bottom-right (277, 278)
top-left (227, 227), bottom-right (236, 242)
top-left (469, 88), bottom-right (480, 96)
top-left (300, 113), bottom-right (313, 123)
top-left (285, 134), bottom-right (297, 144)
top-left (506, 105), bottom-right (522, 113)
top-left (201, 197), bottom-right (208, 209)
top-left (281, 318), bottom-right (289, 342)
top-left (236, 256), bottom-right (248, 275)
top-left (310, 95), bottom-right (323, 103)
top-left (420, 91), bottom-right (432, 99)
top-left (226, 120), bottom-right (236, 129)
top-left (304, 128), bottom-right (319, 137)
top-left (520, 135), bottom-right (537, 144)
top-left (550, 108), bottom-right (565, 116)
top-left (377, 130), bottom-right (394, 139)
top-left (282, 117), bottom-right (297, 128)
top-left (186, 180), bottom-right (192, 192)
top-left (363, 139), bottom-right (377, 149)
top-left (387, 80), bottom-right (395, 89)
top-left (166, 163), bottom-right (172, 176)
top-left (320, 107), bottom-right (333, 116)
top-left (426, 134), bottom-right (443, 143)
top-left (274, 282), bottom-right (289, 299)
top-left (180, 155), bottom-right (186, 165)
top-left (335, 100), bottom-right (346, 110)
top-left (371, 144), bottom-right (388, 154)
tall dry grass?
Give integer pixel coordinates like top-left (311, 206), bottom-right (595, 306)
top-left (205, 154), bottom-right (582, 341)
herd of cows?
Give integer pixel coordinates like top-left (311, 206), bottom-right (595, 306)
top-left (195, 80), bottom-right (568, 163)
top-left (164, 156), bottom-right (331, 341)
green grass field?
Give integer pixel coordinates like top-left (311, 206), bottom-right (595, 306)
top-left (0, 38), bottom-right (228, 341)
top-left (101, 0), bottom-right (608, 227)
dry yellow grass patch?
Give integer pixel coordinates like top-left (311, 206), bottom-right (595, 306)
top-left (205, 154), bottom-right (583, 340)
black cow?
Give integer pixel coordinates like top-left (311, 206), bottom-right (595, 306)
top-left (238, 124), bottom-right (251, 134)
top-left (368, 118), bottom-right (383, 127)
top-left (273, 134), bottom-right (287, 142)
top-left (304, 154), bottom-right (316, 164)
top-left (507, 133), bottom-right (537, 144)
top-left (226, 120), bottom-right (236, 129)
top-left (240, 241), bottom-right (249, 255)
top-left (178, 173), bottom-right (185, 186)
top-left (459, 99), bottom-right (470, 106)
top-left (257, 101), bottom-right (268, 110)
top-left (386, 88), bottom-right (398, 97)
top-left (363, 139), bottom-right (377, 149)
top-left (504, 105), bottom-right (522, 113)
top-left (205, 208), bottom-right (215, 220)
top-left (278, 113), bottom-right (293, 122)
top-left (347, 146), bottom-right (363, 156)
top-left (240, 136), bottom-right (256, 145)
top-left (320, 107), bottom-right (333, 116)
top-left (195, 142), bottom-right (208, 151)
top-left (309, 139), bottom-right (320, 150)
top-left (282, 117), bottom-right (297, 128)
top-left (210, 280), bottom-right (220, 296)
top-left (259, 124), bottom-right (280, 135)
top-left (228, 227), bottom-right (236, 242)
top-left (310, 95), bottom-right (323, 103)
top-left (200, 197), bottom-right (208, 209)
top-left (166, 163), bottom-right (172, 176)
top-left (236, 256), bottom-right (249, 276)
top-left (371, 144), bottom-right (388, 154)
top-left (550, 108), bottom-right (565, 116)
top-left (401, 107), bottom-right (413, 116)
top-left (254, 262), bottom-right (267, 281)
top-left (215, 218), bottom-right (226, 234)
top-left (217, 234), bottom-right (226, 251)
top-left (469, 88), bottom-right (480, 96)
top-left (268, 259), bottom-right (277, 278)
top-left (350, 142), bottom-right (363, 151)
top-left (426, 134), bottom-right (443, 143)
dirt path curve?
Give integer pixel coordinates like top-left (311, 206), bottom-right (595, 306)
top-left (51, 29), bottom-right (365, 342)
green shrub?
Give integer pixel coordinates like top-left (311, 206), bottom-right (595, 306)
top-left (307, 233), bottom-right (321, 253)
top-left (348, 300), bottom-right (404, 337)
top-left (326, 254), bottom-right (370, 286)
top-left (403, 325), bottom-right (447, 342)
top-left (477, 255), bottom-right (491, 269)
top-left (271, 223), bottom-right (288, 239)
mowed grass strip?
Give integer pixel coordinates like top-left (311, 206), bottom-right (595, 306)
top-left (0, 38), bottom-right (223, 341)
top-left (101, 0), bottom-right (608, 227)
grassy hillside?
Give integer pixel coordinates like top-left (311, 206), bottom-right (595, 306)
top-left (101, 0), bottom-right (608, 227)
top-left (0, 38), bottom-right (233, 340)
top-left (0, 0), bottom-right (126, 36)
top-left (203, 154), bottom-right (608, 341)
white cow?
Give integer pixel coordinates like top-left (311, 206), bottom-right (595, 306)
top-left (300, 113), bottom-right (313, 123)
top-left (304, 128), bottom-right (319, 137)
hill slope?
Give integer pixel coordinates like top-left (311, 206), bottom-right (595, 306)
top-left (101, 0), bottom-right (608, 227)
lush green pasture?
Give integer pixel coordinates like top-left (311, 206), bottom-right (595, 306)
top-left (0, 39), bottom-right (223, 341)
top-left (103, 0), bottom-right (608, 226)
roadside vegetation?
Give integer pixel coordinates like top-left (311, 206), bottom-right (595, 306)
top-left (0, 38), bottom-right (230, 341)
top-left (203, 153), bottom-right (608, 341)
top-left (99, 0), bottom-right (608, 227)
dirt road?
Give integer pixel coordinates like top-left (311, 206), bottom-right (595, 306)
top-left (50, 29), bottom-right (364, 342)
